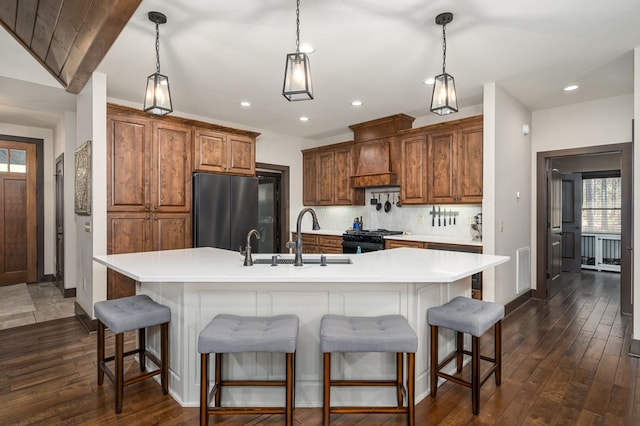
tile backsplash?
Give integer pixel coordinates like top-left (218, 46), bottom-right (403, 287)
top-left (309, 188), bottom-right (481, 239)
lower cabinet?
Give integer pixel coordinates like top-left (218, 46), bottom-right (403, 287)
top-left (107, 212), bottom-right (191, 298)
top-left (292, 233), bottom-right (343, 254)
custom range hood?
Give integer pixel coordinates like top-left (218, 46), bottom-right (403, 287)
top-left (349, 114), bottom-right (414, 188)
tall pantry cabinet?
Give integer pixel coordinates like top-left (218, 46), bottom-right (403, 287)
top-left (106, 105), bottom-right (192, 299)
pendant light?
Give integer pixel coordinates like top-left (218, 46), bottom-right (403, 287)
top-left (144, 11), bottom-right (173, 116)
top-left (430, 12), bottom-right (458, 115)
top-left (282, 0), bottom-right (313, 101)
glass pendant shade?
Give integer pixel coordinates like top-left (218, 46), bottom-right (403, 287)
top-left (144, 72), bottom-right (173, 116)
top-left (283, 52), bottom-right (313, 101)
top-left (430, 72), bottom-right (458, 115)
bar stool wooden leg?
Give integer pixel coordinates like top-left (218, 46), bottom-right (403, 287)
top-left (115, 332), bottom-right (124, 414)
top-left (495, 320), bottom-right (502, 385)
top-left (161, 323), bottom-right (169, 394)
top-left (138, 328), bottom-right (146, 372)
top-left (430, 325), bottom-right (438, 398)
top-left (472, 335), bottom-right (480, 415)
top-left (97, 322), bottom-right (105, 385)
top-left (323, 352), bottom-right (331, 426)
top-left (200, 353), bottom-right (209, 426)
top-left (286, 353), bottom-right (294, 426)
top-left (396, 352), bottom-right (403, 406)
top-left (407, 352), bottom-right (415, 426)
top-left (214, 353), bottom-right (222, 407)
top-left (456, 331), bottom-right (464, 372)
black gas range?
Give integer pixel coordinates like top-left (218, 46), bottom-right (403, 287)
top-left (342, 229), bottom-right (404, 253)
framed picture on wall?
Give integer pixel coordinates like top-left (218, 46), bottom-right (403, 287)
top-left (74, 140), bottom-right (91, 215)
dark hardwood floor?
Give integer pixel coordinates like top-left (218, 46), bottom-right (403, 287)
top-left (0, 271), bottom-right (636, 425)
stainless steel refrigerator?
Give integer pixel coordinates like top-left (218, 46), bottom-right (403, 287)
top-left (193, 172), bottom-right (258, 252)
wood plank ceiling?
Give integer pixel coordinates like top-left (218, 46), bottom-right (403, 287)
top-left (0, 0), bottom-right (142, 94)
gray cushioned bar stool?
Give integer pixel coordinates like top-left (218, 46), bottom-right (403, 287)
top-left (94, 294), bottom-right (170, 414)
top-left (320, 314), bottom-right (418, 426)
top-left (427, 296), bottom-right (504, 415)
top-left (198, 314), bottom-right (299, 426)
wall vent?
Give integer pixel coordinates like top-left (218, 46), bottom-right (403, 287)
top-left (516, 247), bottom-right (531, 293)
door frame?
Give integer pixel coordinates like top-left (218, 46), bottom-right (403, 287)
top-left (256, 162), bottom-right (290, 253)
top-left (0, 134), bottom-right (44, 282)
top-left (535, 142), bottom-right (632, 315)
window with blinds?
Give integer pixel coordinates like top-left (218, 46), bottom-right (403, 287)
top-left (582, 176), bottom-right (621, 233)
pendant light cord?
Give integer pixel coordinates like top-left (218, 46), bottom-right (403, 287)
top-left (155, 22), bottom-right (161, 73)
top-left (441, 23), bottom-right (447, 75)
top-left (295, 0), bottom-right (301, 53)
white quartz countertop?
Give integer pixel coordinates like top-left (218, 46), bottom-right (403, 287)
top-left (94, 247), bottom-right (508, 284)
top-left (289, 229), bottom-right (345, 236)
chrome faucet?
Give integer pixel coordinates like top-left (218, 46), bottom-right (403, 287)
top-left (287, 207), bottom-right (321, 266)
top-left (242, 229), bottom-right (261, 266)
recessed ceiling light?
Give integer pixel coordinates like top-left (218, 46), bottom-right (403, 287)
top-left (351, 100), bottom-right (363, 107)
top-left (423, 78), bottom-right (435, 85)
top-left (564, 85), bottom-right (579, 91)
top-left (299, 116), bottom-right (309, 122)
top-left (240, 101), bottom-right (251, 107)
top-left (299, 43), bottom-right (315, 54)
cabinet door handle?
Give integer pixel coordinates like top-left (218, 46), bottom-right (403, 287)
top-left (153, 215), bottom-right (158, 220)
top-left (154, 205), bottom-right (158, 210)
top-left (146, 204), bottom-right (150, 210)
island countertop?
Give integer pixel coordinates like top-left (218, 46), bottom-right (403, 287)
top-left (93, 246), bottom-right (508, 284)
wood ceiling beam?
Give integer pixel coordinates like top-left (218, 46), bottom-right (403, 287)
top-left (0, 0), bottom-right (142, 94)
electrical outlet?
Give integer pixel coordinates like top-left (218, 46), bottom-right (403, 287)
top-left (82, 278), bottom-right (86, 290)
top-left (418, 214), bottom-right (424, 224)
top-left (467, 216), bottom-right (473, 225)
top-left (499, 220), bottom-right (504, 232)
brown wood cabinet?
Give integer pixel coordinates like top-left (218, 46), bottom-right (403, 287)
top-left (106, 104), bottom-right (259, 298)
top-left (427, 116), bottom-right (483, 204)
top-left (302, 142), bottom-right (363, 206)
top-left (400, 133), bottom-right (428, 204)
top-left (107, 113), bottom-right (192, 213)
top-left (384, 239), bottom-right (427, 249)
top-left (106, 212), bottom-right (192, 299)
top-left (193, 128), bottom-right (256, 176)
top-left (292, 233), bottom-right (343, 254)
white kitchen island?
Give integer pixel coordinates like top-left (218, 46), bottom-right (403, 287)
top-left (93, 247), bottom-right (508, 408)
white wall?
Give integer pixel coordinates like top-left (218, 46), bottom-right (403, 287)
top-left (0, 123), bottom-right (56, 277)
top-left (76, 73), bottom-right (107, 317)
top-left (484, 83), bottom-right (532, 305)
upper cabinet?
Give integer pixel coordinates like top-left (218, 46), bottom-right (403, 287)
top-left (193, 129), bottom-right (256, 176)
top-left (400, 133), bottom-right (428, 204)
top-left (107, 112), bottom-right (191, 213)
top-left (426, 116), bottom-right (483, 204)
top-left (302, 142), bottom-right (364, 206)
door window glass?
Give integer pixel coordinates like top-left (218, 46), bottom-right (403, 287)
top-left (0, 148), bottom-right (7, 172)
top-left (9, 149), bottom-right (27, 173)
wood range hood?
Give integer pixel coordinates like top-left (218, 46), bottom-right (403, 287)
top-left (349, 114), bottom-right (415, 188)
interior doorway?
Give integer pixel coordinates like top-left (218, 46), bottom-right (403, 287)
top-left (256, 163), bottom-right (290, 253)
top-left (536, 143), bottom-right (632, 315)
top-left (55, 155), bottom-right (65, 292)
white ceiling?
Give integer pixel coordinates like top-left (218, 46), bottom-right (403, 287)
top-left (1, 0), bottom-right (639, 139)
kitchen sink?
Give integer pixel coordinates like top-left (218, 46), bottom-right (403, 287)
top-left (253, 256), bottom-right (352, 265)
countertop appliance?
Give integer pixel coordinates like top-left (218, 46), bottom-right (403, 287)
top-left (193, 172), bottom-right (258, 252)
top-left (342, 229), bottom-right (403, 253)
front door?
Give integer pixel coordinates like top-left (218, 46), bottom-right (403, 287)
top-left (0, 140), bottom-right (37, 285)
top-left (561, 173), bottom-right (582, 272)
top-left (546, 167), bottom-right (563, 298)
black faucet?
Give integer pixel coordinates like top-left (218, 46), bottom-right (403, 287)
top-left (242, 229), bottom-right (260, 266)
top-left (286, 208), bottom-right (320, 266)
